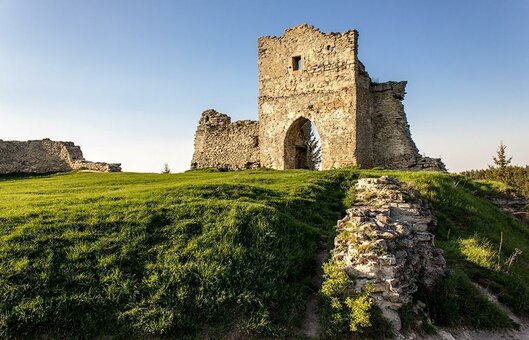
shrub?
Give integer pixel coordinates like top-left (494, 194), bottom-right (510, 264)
top-left (320, 260), bottom-right (392, 338)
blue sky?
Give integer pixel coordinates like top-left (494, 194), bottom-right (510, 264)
top-left (1, 0), bottom-right (528, 172)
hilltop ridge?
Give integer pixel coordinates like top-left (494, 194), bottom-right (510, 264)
top-left (0, 169), bottom-right (528, 338)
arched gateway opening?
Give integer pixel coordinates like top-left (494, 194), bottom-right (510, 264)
top-left (284, 117), bottom-right (322, 170)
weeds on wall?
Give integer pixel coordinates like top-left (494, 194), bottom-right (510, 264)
top-left (319, 260), bottom-right (393, 338)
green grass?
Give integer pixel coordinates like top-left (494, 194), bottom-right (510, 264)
top-left (1, 169), bottom-right (529, 338)
top-left (462, 165), bottom-right (529, 198)
top-left (0, 170), bottom-right (346, 338)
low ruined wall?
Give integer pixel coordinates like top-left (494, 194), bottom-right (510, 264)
top-left (331, 177), bottom-right (446, 330)
top-left (191, 110), bottom-right (260, 170)
top-left (411, 156), bottom-right (447, 171)
top-left (0, 139), bottom-right (121, 174)
top-left (71, 160), bottom-right (122, 172)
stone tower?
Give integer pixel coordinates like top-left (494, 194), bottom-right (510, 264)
top-left (191, 24), bottom-right (445, 172)
top-left (258, 25), bottom-right (371, 169)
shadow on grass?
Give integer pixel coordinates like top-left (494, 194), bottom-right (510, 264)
top-left (0, 172), bottom-right (67, 181)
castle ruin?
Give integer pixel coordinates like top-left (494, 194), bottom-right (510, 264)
top-left (191, 24), bottom-right (445, 171)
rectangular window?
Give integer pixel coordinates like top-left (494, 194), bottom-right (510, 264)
top-left (292, 56), bottom-right (302, 71)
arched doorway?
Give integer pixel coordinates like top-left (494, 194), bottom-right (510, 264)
top-left (284, 117), bottom-right (322, 170)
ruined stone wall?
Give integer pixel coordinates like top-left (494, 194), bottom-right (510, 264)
top-left (70, 160), bottom-right (122, 172)
top-left (0, 139), bottom-right (121, 174)
top-left (355, 62), bottom-right (375, 167)
top-left (332, 177), bottom-right (446, 330)
top-left (370, 81), bottom-right (421, 168)
top-left (258, 24), bottom-right (361, 170)
top-left (369, 81), bottom-right (446, 171)
top-left (191, 110), bottom-right (260, 170)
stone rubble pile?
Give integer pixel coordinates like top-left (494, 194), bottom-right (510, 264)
top-left (486, 190), bottom-right (529, 219)
top-left (333, 176), bottom-right (446, 330)
top-left (410, 156), bottom-right (447, 172)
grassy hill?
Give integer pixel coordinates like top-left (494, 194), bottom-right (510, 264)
top-left (462, 165), bottom-right (529, 198)
top-left (1, 169), bottom-right (529, 338)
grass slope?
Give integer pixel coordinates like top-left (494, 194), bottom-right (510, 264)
top-left (0, 170), bottom-right (345, 337)
top-left (1, 169), bottom-right (529, 337)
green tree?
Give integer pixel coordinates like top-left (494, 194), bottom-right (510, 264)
top-left (492, 142), bottom-right (512, 181)
top-left (306, 130), bottom-right (322, 170)
top-left (162, 163), bottom-right (171, 174)
top-left (493, 141), bottom-right (512, 169)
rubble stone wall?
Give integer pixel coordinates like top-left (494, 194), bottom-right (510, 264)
top-left (70, 160), bottom-right (122, 172)
top-left (332, 177), bottom-right (446, 330)
top-left (191, 110), bottom-right (260, 170)
top-left (0, 139), bottom-right (121, 174)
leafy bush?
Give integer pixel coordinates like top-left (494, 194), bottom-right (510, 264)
top-left (345, 290), bottom-right (372, 332)
top-left (319, 261), bottom-right (393, 338)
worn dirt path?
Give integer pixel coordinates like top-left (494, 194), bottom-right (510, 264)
top-left (300, 242), bottom-right (330, 338)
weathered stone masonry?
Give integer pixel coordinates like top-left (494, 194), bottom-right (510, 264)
top-left (0, 139), bottom-right (121, 174)
top-left (191, 24), bottom-right (445, 171)
top-left (332, 177), bottom-right (446, 330)
top-left (191, 110), bottom-right (260, 170)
